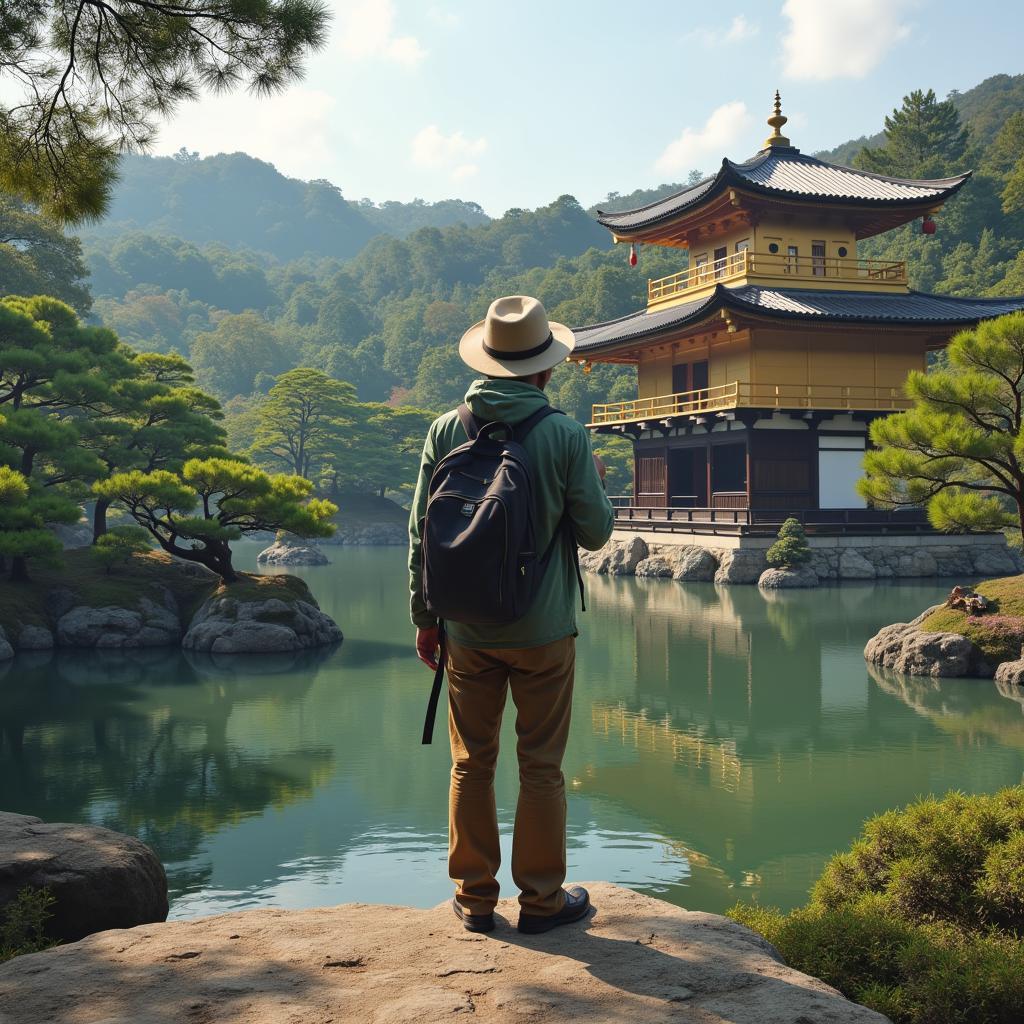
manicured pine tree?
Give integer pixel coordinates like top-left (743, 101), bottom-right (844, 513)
top-left (766, 518), bottom-right (812, 569)
top-left (95, 458), bottom-right (337, 583)
top-left (84, 352), bottom-right (229, 540)
top-left (859, 312), bottom-right (1024, 536)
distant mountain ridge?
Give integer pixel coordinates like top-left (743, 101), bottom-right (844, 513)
top-left (78, 150), bottom-right (492, 261)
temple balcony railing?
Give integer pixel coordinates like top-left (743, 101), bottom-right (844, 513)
top-left (647, 250), bottom-right (907, 306)
top-left (589, 381), bottom-right (912, 427)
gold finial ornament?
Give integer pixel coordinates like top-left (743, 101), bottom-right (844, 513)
top-left (763, 90), bottom-right (791, 149)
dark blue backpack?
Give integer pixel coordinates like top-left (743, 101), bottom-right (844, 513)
top-left (419, 404), bottom-right (584, 743)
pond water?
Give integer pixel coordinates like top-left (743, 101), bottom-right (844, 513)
top-left (2, 544), bottom-right (1023, 920)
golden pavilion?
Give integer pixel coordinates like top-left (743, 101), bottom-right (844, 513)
top-left (577, 94), bottom-right (1024, 530)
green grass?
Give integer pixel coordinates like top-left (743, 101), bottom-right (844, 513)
top-left (0, 548), bottom-right (316, 639)
top-left (918, 575), bottom-right (1024, 665)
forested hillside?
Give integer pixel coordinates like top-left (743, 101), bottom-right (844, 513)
top-left (4, 72), bottom-right (1024, 503)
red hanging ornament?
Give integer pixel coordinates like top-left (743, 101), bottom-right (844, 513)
top-left (921, 216), bottom-right (936, 235)
top-left (628, 243), bottom-right (638, 267)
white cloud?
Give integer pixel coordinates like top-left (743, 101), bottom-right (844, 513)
top-left (684, 15), bottom-right (758, 46)
top-left (428, 7), bottom-right (461, 29)
top-left (337, 0), bottom-right (426, 67)
top-left (725, 15), bottom-right (758, 42)
top-left (655, 101), bottom-right (753, 175)
top-left (412, 125), bottom-right (487, 180)
top-left (781, 0), bottom-right (914, 80)
top-left (155, 88), bottom-right (336, 181)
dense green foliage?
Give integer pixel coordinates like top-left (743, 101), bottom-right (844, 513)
top-left (0, 888), bottom-right (56, 963)
top-left (95, 457), bottom-right (336, 582)
top-left (0, 0), bottom-right (329, 222)
top-left (729, 788), bottom-right (1024, 1023)
top-left (765, 518), bottom-right (811, 568)
top-left (859, 313), bottom-right (1024, 535)
top-left (90, 525), bottom-right (153, 574)
top-left (0, 198), bottom-right (91, 313)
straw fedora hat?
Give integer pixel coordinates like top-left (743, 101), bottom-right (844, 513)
top-left (459, 295), bottom-right (575, 378)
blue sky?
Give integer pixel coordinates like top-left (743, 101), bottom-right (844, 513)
top-left (155, 0), bottom-right (1024, 215)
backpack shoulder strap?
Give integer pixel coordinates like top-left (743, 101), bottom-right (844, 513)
top-left (456, 403), bottom-right (483, 441)
top-left (513, 405), bottom-right (563, 444)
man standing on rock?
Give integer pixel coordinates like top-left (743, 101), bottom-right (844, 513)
top-left (409, 295), bottom-right (615, 934)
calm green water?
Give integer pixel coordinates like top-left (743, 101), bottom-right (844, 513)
top-left (2, 544), bottom-right (1023, 919)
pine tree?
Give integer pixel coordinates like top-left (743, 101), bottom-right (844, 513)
top-left (0, 0), bottom-right (329, 222)
top-left (251, 368), bottom-right (356, 480)
top-left (766, 518), bottom-right (811, 569)
top-left (95, 458), bottom-right (337, 582)
top-left (859, 312), bottom-right (1024, 535)
top-left (857, 89), bottom-right (969, 178)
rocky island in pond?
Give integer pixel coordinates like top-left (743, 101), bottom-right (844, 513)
top-left (0, 549), bottom-right (341, 659)
top-left (864, 575), bottom-right (1024, 680)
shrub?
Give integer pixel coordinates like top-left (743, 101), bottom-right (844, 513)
top-left (729, 787), bottom-right (1024, 1023)
top-left (766, 517), bottom-right (811, 568)
top-left (90, 525), bottom-right (152, 574)
top-left (0, 887), bottom-right (57, 963)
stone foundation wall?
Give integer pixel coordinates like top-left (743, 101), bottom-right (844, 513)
top-left (580, 533), bottom-right (1023, 585)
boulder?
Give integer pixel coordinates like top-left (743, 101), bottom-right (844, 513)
top-left (579, 537), bottom-right (649, 577)
top-left (634, 556), bottom-right (673, 578)
top-left (864, 614), bottom-right (993, 678)
top-left (838, 549), bottom-right (876, 579)
top-left (0, 883), bottom-right (888, 1024)
top-left (995, 654), bottom-right (1024, 687)
top-left (758, 566), bottom-right (819, 589)
top-left (256, 541), bottom-right (329, 566)
top-left (0, 628), bottom-right (13, 662)
top-left (17, 625), bottom-right (54, 651)
top-left (55, 596), bottom-right (181, 648)
top-left (714, 549), bottom-right (766, 585)
top-left (183, 596), bottom-right (342, 654)
top-left (0, 811), bottom-right (167, 943)
top-left (669, 545), bottom-right (719, 582)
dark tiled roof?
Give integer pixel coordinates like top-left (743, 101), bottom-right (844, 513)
top-left (596, 149), bottom-right (970, 232)
top-left (574, 286), bottom-right (1024, 354)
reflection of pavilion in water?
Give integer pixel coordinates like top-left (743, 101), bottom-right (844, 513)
top-left (576, 577), bottom-right (1024, 910)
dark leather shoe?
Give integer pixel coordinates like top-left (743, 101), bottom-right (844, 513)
top-left (452, 897), bottom-right (495, 933)
top-left (517, 885), bottom-right (591, 934)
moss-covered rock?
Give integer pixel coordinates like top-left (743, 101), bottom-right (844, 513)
top-left (0, 550), bottom-right (341, 655)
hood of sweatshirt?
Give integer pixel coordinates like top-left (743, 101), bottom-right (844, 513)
top-left (463, 378), bottom-right (550, 426)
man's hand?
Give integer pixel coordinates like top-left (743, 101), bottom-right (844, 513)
top-left (592, 453), bottom-right (607, 482)
top-left (416, 626), bottom-right (441, 671)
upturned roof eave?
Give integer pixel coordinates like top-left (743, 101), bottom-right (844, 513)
top-left (573, 284), bottom-right (1024, 358)
top-left (595, 153), bottom-right (973, 235)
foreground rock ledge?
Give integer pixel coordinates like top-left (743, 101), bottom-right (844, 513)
top-left (0, 883), bottom-right (886, 1024)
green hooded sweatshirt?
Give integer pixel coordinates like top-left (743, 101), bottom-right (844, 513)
top-left (408, 378), bottom-right (615, 649)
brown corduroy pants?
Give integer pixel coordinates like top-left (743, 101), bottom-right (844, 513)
top-left (445, 635), bottom-right (575, 917)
